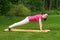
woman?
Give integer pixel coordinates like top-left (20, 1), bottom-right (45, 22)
top-left (8, 12), bottom-right (48, 31)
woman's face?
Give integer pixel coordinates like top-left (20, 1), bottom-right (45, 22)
top-left (42, 14), bottom-right (48, 19)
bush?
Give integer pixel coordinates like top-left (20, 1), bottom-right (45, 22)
top-left (16, 4), bottom-right (31, 16)
top-left (6, 4), bottom-right (31, 16)
top-left (48, 10), bottom-right (60, 15)
top-left (6, 3), bottom-right (17, 16)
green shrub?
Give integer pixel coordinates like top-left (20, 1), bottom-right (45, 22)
top-left (6, 3), bottom-right (17, 16)
top-left (6, 4), bottom-right (31, 16)
top-left (17, 4), bottom-right (31, 16)
top-left (48, 10), bottom-right (60, 15)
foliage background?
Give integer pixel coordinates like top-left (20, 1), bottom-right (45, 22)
top-left (0, 0), bottom-right (60, 16)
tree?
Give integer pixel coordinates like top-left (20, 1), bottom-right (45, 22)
top-left (20, 0), bottom-right (43, 12)
top-left (0, 0), bottom-right (10, 15)
top-left (9, 0), bottom-right (20, 5)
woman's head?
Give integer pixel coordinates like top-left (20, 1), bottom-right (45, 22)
top-left (42, 13), bottom-right (48, 21)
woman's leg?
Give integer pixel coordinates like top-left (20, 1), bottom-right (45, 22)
top-left (8, 17), bottom-right (29, 31)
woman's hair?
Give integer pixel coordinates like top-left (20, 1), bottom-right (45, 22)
top-left (44, 18), bottom-right (47, 21)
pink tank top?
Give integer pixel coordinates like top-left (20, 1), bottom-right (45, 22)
top-left (28, 14), bottom-right (42, 22)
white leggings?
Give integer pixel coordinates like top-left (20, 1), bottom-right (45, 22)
top-left (9, 17), bottom-right (29, 28)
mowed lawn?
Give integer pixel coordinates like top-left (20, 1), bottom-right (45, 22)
top-left (0, 15), bottom-right (60, 40)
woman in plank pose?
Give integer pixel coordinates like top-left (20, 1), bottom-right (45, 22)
top-left (8, 12), bottom-right (48, 31)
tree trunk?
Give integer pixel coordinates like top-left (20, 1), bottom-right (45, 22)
top-left (49, 0), bottom-right (52, 10)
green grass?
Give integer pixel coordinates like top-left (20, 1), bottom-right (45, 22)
top-left (0, 15), bottom-right (60, 40)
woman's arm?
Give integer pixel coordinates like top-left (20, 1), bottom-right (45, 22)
top-left (39, 18), bottom-right (42, 31)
